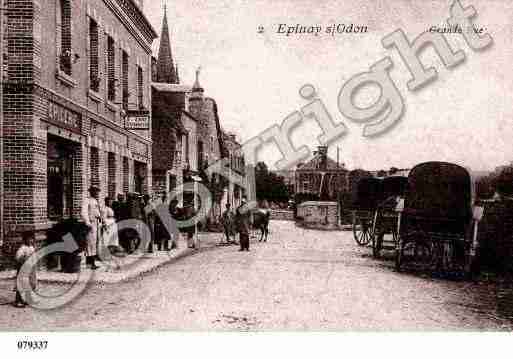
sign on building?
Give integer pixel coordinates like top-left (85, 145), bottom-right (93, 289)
top-left (125, 110), bottom-right (150, 130)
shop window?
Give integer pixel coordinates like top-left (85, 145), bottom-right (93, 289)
top-left (134, 161), bottom-right (147, 194)
top-left (122, 50), bottom-right (129, 109)
top-left (168, 174), bottom-right (177, 193)
top-left (60, 0), bottom-right (72, 75)
top-left (107, 36), bottom-right (116, 102)
top-left (89, 19), bottom-right (100, 92)
top-left (137, 65), bottom-right (144, 109)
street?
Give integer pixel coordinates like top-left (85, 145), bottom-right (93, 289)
top-left (0, 221), bottom-right (511, 331)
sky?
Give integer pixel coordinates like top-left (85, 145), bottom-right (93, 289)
top-left (142, 0), bottom-right (513, 172)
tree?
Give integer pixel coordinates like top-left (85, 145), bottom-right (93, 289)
top-left (255, 161), bottom-right (290, 203)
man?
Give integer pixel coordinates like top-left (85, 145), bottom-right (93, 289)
top-left (81, 186), bottom-right (101, 270)
top-left (155, 192), bottom-right (172, 251)
top-left (235, 198), bottom-right (251, 251)
top-left (142, 194), bottom-right (155, 253)
top-left (221, 203), bottom-right (234, 245)
top-left (168, 198), bottom-right (181, 249)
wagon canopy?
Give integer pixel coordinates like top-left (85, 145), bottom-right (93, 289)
top-left (382, 176), bottom-right (409, 199)
top-left (352, 177), bottom-right (384, 210)
top-left (404, 162), bottom-right (473, 221)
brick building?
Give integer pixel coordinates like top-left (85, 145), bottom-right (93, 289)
top-left (295, 146), bottom-right (349, 202)
top-left (0, 0), bottom-right (157, 257)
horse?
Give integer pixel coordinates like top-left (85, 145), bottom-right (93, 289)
top-left (252, 209), bottom-right (271, 242)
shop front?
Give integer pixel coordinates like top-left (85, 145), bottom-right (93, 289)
top-left (47, 134), bottom-right (78, 221)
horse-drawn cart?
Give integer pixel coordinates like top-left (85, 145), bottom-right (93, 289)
top-left (395, 162), bottom-right (483, 275)
top-left (371, 175), bottom-right (409, 258)
top-left (351, 178), bottom-right (383, 246)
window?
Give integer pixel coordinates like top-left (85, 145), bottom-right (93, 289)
top-left (210, 136), bottom-right (215, 152)
top-left (137, 66), bottom-right (144, 109)
top-left (60, 0), bottom-right (72, 75)
top-left (122, 50), bottom-right (129, 109)
top-left (107, 36), bottom-right (116, 102)
top-left (123, 157), bottom-right (129, 193)
top-left (89, 19), bottom-right (99, 92)
top-left (90, 147), bottom-right (100, 188)
top-left (302, 181), bottom-right (310, 193)
top-left (198, 141), bottom-right (204, 169)
top-left (184, 133), bottom-right (190, 164)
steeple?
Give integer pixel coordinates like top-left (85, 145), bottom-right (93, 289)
top-left (156, 3), bottom-right (178, 84)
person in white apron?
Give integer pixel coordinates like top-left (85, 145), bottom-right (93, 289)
top-left (100, 197), bottom-right (119, 260)
top-left (81, 186), bottom-right (101, 270)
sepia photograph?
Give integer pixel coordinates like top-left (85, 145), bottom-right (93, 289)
top-left (0, 0), bottom-right (513, 355)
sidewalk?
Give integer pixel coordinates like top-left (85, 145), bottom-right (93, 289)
top-left (0, 232), bottom-right (222, 285)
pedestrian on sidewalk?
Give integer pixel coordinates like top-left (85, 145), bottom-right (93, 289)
top-left (168, 198), bottom-right (180, 250)
top-left (142, 194), bottom-right (156, 254)
top-left (101, 197), bottom-right (119, 258)
top-left (155, 192), bottom-right (172, 251)
top-left (14, 232), bottom-right (37, 308)
top-left (81, 186), bottom-right (101, 270)
top-left (235, 198), bottom-right (251, 251)
top-left (221, 203), bottom-right (234, 245)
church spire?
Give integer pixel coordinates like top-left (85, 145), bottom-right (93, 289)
top-left (156, 3), bottom-right (178, 84)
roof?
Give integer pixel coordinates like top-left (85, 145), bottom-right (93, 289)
top-left (297, 153), bottom-right (346, 171)
top-left (152, 83), bottom-right (192, 93)
top-left (155, 8), bottom-right (178, 84)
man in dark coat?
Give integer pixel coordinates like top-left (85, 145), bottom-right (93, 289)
top-left (235, 198), bottom-right (251, 251)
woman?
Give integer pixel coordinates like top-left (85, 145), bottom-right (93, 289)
top-left (101, 197), bottom-right (119, 258)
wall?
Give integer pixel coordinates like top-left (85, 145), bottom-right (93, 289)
top-left (297, 202), bottom-right (339, 230)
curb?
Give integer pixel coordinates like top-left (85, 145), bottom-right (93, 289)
top-left (0, 235), bottom-right (222, 286)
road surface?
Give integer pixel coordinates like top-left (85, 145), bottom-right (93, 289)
top-left (0, 221), bottom-right (511, 331)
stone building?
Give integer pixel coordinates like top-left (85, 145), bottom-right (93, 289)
top-left (151, 7), bottom-right (196, 199)
top-left (150, 6), bottom-right (245, 222)
top-left (221, 131), bottom-right (245, 209)
top-left (295, 146), bottom-right (349, 202)
top-left (0, 0), bottom-right (157, 256)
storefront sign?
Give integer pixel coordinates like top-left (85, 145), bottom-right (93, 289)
top-left (46, 101), bottom-right (82, 133)
top-left (125, 110), bottom-right (150, 130)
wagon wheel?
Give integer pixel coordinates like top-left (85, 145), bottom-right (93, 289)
top-left (395, 231), bottom-right (432, 272)
top-left (353, 215), bottom-right (374, 246)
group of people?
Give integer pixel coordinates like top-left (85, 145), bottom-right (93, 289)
top-left (221, 199), bottom-right (252, 251)
top-left (81, 186), bottom-right (203, 270)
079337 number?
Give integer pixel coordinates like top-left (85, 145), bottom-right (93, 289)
top-left (17, 341), bottom-right (48, 350)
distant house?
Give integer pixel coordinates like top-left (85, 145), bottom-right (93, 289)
top-left (295, 146), bottom-right (349, 203)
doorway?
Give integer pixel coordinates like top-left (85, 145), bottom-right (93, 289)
top-left (47, 135), bottom-right (76, 221)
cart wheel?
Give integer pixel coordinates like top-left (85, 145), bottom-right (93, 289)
top-left (353, 216), bottom-right (373, 246)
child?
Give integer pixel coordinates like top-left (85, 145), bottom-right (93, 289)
top-left (14, 232), bottom-right (37, 308)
